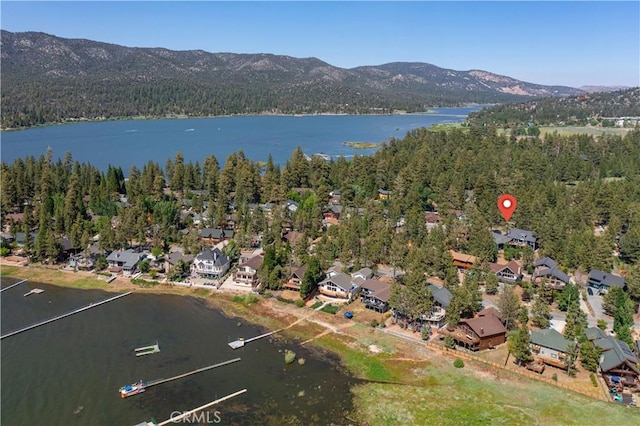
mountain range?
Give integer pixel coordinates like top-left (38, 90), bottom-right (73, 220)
top-left (1, 30), bottom-right (590, 129)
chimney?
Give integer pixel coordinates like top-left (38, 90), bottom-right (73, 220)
top-left (480, 327), bottom-right (484, 335)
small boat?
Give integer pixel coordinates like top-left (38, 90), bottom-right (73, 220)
top-left (120, 380), bottom-right (146, 398)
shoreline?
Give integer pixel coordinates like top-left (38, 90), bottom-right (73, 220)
top-left (2, 267), bottom-right (636, 424)
top-left (0, 106), bottom-right (481, 132)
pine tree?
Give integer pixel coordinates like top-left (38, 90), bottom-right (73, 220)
top-left (497, 285), bottom-right (521, 330)
top-left (563, 301), bottom-right (587, 340)
top-left (613, 288), bottom-right (634, 346)
top-left (531, 295), bottom-right (551, 328)
top-left (507, 324), bottom-right (532, 366)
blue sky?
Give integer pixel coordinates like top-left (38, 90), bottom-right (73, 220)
top-left (2, 1), bottom-right (639, 88)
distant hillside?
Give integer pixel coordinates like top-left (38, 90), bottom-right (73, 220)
top-left (468, 87), bottom-right (640, 127)
top-left (1, 30), bottom-right (583, 129)
top-left (579, 85), bottom-right (630, 93)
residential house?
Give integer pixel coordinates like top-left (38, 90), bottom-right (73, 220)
top-left (233, 254), bottom-right (264, 287)
top-left (505, 228), bottom-right (537, 249)
top-left (360, 279), bottom-right (392, 313)
top-left (352, 267), bottom-right (374, 287)
top-left (69, 254), bottom-right (94, 271)
top-left (449, 250), bottom-right (477, 271)
top-left (57, 236), bottom-right (77, 261)
top-left (585, 327), bottom-right (608, 342)
top-left (329, 190), bottom-right (341, 205)
top-left (191, 248), bottom-right (230, 279)
top-left (423, 280), bottom-right (453, 329)
top-left (284, 264), bottom-right (308, 291)
top-left (424, 212), bottom-right (441, 232)
top-left (489, 260), bottom-right (522, 284)
top-left (165, 251), bottom-right (195, 274)
top-left (106, 249), bottom-right (146, 276)
top-left (588, 270), bottom-right (626, 293)
top-left (322, 204), bottom-right (342, 220)
top-left (378, 189), bottom-right (392, 200)
top-left (533, 257), bottom-right (570, 290)
top-left (530, 328), bottom-right (575, 370)
top-left (200, 228), bottom-right (234, 244)
top-left (15, 231), bottom-right (38, 247)
top-left (318, 273), bottom-right (354, 299)
top-left (284, 199), bottom-right (299, 214)
top-left (282, 231), bottom-right (305, 248)
top-left (491, 230), bottom-right (511, 251)
top-left (593, 337), bottom-right (640, 389)
top-left (442, 309), bottom-right (507, 351)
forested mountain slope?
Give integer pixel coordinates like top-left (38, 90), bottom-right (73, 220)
top-left (1, 30), bottom-right (583, 128)
top-left (468, 87), bottom-right (640, 127)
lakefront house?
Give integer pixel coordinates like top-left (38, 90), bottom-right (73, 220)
top-left (191, 248), bottom-right (230, 279)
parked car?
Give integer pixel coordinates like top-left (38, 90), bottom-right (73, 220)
top-left (344, 311), bottom-right (353, 319)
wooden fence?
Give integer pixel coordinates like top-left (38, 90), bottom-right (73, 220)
top-left (381, 328), bottom-right (608, 402)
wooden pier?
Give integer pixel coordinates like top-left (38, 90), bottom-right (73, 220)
top-left (133, 389), bottom-right (247, 426)
top-left (122, 358), bottom-right (241, 399)
top-left (228, 328), bottom-right (283, 349)
top-left (135, 342), bottom-right (160, 357)
top-left (0, 279), bottom-right (28, 293)
top-left (0, 291), bottom-right (133, 340)
top-left (24, 288), bottom-right (44, 297)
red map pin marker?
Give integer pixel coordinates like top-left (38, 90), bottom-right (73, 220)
top-left (498, 194), bottom-right (517, 222)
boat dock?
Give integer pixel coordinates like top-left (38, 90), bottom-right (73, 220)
top-left (133, 389), bottom-right (247, 426)
top-left (0, 279), bottom-right (28, 293)
top-left (0, 291), bottom-right (133, 340)
top-left (228, 328), bottom-right (283, 349)
top-left (145, 358), bottom-right (241, 388)
top-left (135, 342), bottom-right (160, 357)
top-left (123, 357), bottom-right (241, 397)
top-left (24, 288), bottom-right (44, 297)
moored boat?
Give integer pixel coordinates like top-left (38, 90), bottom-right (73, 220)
top-left (120, 380), bottom-right (146, 398)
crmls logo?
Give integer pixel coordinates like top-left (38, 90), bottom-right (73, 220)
top-left (169, 410), bottom-right (222, 424)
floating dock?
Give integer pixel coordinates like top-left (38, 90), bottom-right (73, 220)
top-left (133, 389), bottom-right (247, 426)
top-left (135, 342), bottom-right (160, 357)
top-left (228, 328), bottom-right (283, 349)
top-left (0, 279), bottom-right (28, 293)
top-left (0, 291), bottom-right (133, 340)
top-left (121, 357), bottom-right (241, 398)
top-left (23, 288), bottom-right (44, 297)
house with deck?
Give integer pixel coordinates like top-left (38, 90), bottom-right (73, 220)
top-left (360, 279), bottom-right (392, 313)
top-left (533, 257), bottom-right (570, 290)
top-left (191, 248), bottom-right (230, 279)
top-left (489, 260), bottom-right (522, 284)
top-left (505, 228), bottom-right (537, 249)
top-left (200, 228), bottom-right (234, 245)
top-left (441, 309), bottom-right (507, 351)
top-left (106, 249), bottom-right (146, 276)
top-left (594, 337), bottom-right (640, 390)
top-left (233, 254), bottom-right (264, 287)
top-left (588, 270), bottom-right (626, 293)
top-left (318, 272), bottom-right (355, 299)
top-left (422, 280), bottom-right (453, 329)
top-left (284, 264), bottom-right (308, 291)
top-left (530, 328), bottom-right (575, 370)
top-left (449, 250), bottom-right (477, 271)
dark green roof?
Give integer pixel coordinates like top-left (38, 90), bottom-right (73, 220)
top-left (530, 328), bottom-right (573, 353)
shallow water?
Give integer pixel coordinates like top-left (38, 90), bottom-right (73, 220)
top-left (1, 279), bottom-right (359, 425)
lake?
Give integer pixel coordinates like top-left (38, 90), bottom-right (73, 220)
top-left (0, 279), bottom-right (360, 425)
top-left (0, 108), bottom-right (480, 171)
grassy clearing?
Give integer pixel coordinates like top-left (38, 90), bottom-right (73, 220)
top-left (352, 357), bottom-right (639, 426)
top-left (1, 266), bottom-right (108, 289)
top-left (540, 126), bottom-right (632, 136)
top-left (315, 333), bottom-right (401, 382)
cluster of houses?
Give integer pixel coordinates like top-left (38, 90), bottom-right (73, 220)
top-left (3, 185), bottom-right (638, 403)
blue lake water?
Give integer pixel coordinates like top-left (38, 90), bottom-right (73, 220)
top-left (0, 108), bottom-right (480, 171)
